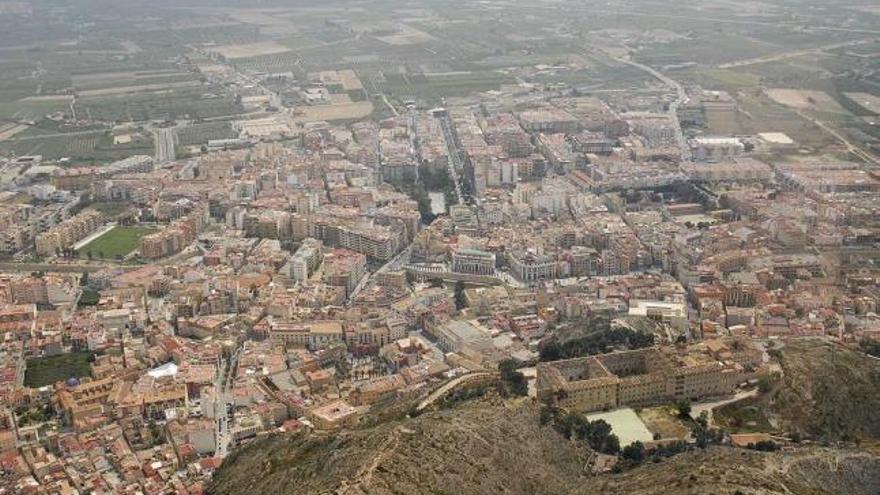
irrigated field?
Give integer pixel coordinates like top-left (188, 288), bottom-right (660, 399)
top-left (0, 131), bottom-right (154, 163)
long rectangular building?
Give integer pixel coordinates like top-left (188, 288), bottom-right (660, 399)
top-left (536, 345), bottom-right (753, 412)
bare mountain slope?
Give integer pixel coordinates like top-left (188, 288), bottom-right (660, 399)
top-left (208, 396), bottom-right (880, 495)
top-left (771, 339), bottom-right (880, 441)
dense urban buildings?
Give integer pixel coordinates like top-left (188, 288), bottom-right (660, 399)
top-left (0, 0), bottom-right (878, 493)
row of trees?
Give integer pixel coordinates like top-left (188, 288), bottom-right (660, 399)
top-left (539, 326), bottom-right (655, 362)
top-left (419, 163), bottom-right (453, 192)
top-left (615, 440), bottom-right (690, 471)
top-left (860, 338), bottom-right (880, 358)
top-left (691, 411), bottom-right (725, 449)
top-left (498, 359), bottom-right (528, 397)
top-left (612, 411), bottom-right (727, 472)
top-left (399, 180), bottom-right (436, 225)
top-left (539, 391), bottom-right (732, 472)
top-left (439, 383), bottom-right (489, 409)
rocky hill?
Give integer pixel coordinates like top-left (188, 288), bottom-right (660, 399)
top-left (208, 395), bottom-right (880, 495)
top-left (771, 339), bottom-right (880, 441)
top-left (209, 397), bottom-right (593, 495)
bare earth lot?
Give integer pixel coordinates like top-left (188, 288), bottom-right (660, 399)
top-left (765, 88), bottom-right (848, 114)
top-left (211, 41), bottom-right (292, 59)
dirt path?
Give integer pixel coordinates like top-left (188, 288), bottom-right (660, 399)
top-left (337, 428), bottom-right (402, 494)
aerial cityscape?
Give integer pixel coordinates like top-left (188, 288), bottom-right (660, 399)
top-left (0, 0), bottom-right (878, 493)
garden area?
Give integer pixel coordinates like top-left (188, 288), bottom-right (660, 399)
top-left (24, 352), bottom-right (94, 388)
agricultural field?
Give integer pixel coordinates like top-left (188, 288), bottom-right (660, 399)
top-left (682, 68), bottom-right (762, 91)
top-left (765, 89), bottom-right (849, 115)
top-left (77, 226), bottom-right (157, 259)
top-left (210, 41), bottom-right (292, 59)
top-left (634, 34), bottom-right (778, 67)
top-left (845, 93), bottom-right (880, 115)
top-left (381, 70), bottom-right (514, 101)
top-left (277, 35), bottom-right (325, 51)
top-left (374, 25), bottom-right (435, 46)
top-left (0, 131), bottom-right (154, 163)
top-left (70, 70), bottom-right (197, 92)
top-left (292, 101), bottom-right (374, 122)
top-left (232, 52), bottom-right (307, 75)
top-left (24, 352), bottom-right (94, 388)
top-left (175, 121), bottom-right (238, 153)
top-left (0, 97), bottom-right (73, 122)
top-left (717, 91), bottom-right (838, 150)
top-left (74, 87), bottom-right (244, 122)
top-left (76, 80), bottom-right (203, 98)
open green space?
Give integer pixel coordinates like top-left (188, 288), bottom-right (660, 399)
top-left (77, 226), bottom-right (157, 259)
top-left (24, 352), bottom-right (94, 388)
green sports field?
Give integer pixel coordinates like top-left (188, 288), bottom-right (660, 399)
top-left (77, 226), bottom-right (157, 259)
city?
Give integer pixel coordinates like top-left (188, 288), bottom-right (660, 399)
top-left (0, 0), bottom-right (878, 494)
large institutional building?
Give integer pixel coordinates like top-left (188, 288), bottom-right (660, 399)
top-left (536, 341), bottom-right (759, 412)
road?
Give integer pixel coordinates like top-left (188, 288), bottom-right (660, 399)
top-left (71, 222), bottom-right (116, 251)
top-left (414, 372), bottom-right (495, 413)
top-left (348, 245), bottom-right (412, 303)
top-left (381, 94), bottom-right (399, 117)
top-left (215, 345), bottom-right (242, 457)
top-left (154, 127), bottom-right (176, 163)
top-left (690, 388), bottom-right (759, 427)
top-left (616, 54), bottom-right (691, 162)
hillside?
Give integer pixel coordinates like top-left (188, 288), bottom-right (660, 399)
top-left (592, 447), bottom-right (879, 495)
top-left (208, 396), bottom-right (880, 495)
top-left (209, 396), bottom-right (593, 495)
top-left (771, 339), bottom-right (880, 441)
